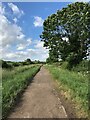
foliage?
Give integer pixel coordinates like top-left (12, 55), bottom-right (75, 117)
top-left (21, 58), bottom-right (32, 65)
top-left (21, 61), bottom-right (29, 65)
top-left (72, 60), bottom-right (89, 74)
top-left (12, 62), bottom-right (20, 67)
top-left (1, 60), bottom-right (13, 69)
top-left (25, 58), bottom-right (32, 64)
top-left (40, 2), bottom-right (90, 68)
top-left (33, 60), bottom-right (40, 64)
top-left (2, 65), bottom-right (41, 119)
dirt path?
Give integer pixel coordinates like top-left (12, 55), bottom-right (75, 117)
top-left (8, 66), bottom-right (68, 118)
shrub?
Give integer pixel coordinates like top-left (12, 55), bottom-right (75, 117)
top-left (21, 62), bottom-right (29, 65)
top-left (12, 62), bottom-right (20, 67)
top-left (2, 60), bottom-right (13, 69)
top-left (72, 60), bottom-right (89, 74)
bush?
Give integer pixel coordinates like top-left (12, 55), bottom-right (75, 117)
top-left (21, 62), bottom-right (29, 65)
top-left (25, 58), bottom-right (32, 64)
top-left (2, 60), bottom-right (13, 69)
top-left (12, 62), bottom-right (20, 67)
top-left (72, 60), bottom-right (89, 74)
top-left (66, 52), bottom-right (83, 69)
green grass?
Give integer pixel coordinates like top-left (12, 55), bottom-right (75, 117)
top-left (2, 65), bottom-right (35, 80)
top-left (2, 65), bottom-right (41, 119)
top-left (46, 64), bottom-right (88, 118)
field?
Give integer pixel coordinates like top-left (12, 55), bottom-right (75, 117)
top-left (2, 64), bottom-right (41, 119)
top-left (46, 64), bottom-right (88, 118)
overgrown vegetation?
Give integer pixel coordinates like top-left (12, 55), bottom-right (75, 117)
top-left (2, 65), bottom-right (41, 119)
top-left (46, 64), bottom-right (88, 118)
top-left (60, 60), bottom-right (89, 73)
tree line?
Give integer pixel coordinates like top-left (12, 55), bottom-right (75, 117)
top-left (1, 59), bottom-right (45, 69)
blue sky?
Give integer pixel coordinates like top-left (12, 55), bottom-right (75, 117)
top-left (0, 1), bottom-right (89, 61)
top-left (13, 2), bottom-right (71, 39)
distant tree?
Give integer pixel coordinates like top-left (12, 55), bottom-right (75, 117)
top-left (34, 60), bottom-right (40, 64)
top-left (23, 58), bottom-right (32, 65)
top-left (26, 58), bottom-right (32, 63)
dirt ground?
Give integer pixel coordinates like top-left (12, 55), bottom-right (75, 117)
top-left (8, 66), bottom-right (72, 118)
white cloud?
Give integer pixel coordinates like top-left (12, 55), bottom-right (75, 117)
top-left (34, 40), bottom-right (44, 48)
top-left (17, 34), bottom-right (25, 40)
top-left (0, 14), bottom-right (25, 47)
top-left (0, 3), bottom-right (5, 15)
top-left (33, 40), bottom-right (49, 61)
top-left (0, 3), bottom-right (25, 47)
top-left (8, 3), bottom-right (24, 18)
top-left (1, 40), bottom-right (49, 61)
top-left (33, 16), bottom-right (44, 27)
top-left (34, 40), bottom-right (48, 52)
top-left (2, 48), bottom-right (47, 61)
top-left (8, 3), bottom-right (19, 14)
top-left (4, 51), bottom-right (28, 60)
top-left (16, 38), bottom-right (32, 50)
top-left (17, 44), bottom-right (26, 50)
top-left (13, 17), bottom-right (18, 23)
top-left (0, 3), bottom-right (48, 62)
top-left (27, 38), bottom-right (32, 45)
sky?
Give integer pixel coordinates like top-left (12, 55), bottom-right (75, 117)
top-left (0, 1), bottom-right (89, 61)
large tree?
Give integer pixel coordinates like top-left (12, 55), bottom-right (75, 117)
top-left (40, 2), bottom-right (90, 67)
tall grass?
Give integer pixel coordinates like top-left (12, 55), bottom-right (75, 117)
top-left (2, 65), bottom-right (34, 80)
top-left (46, 65), bottom-right (88, 118)
top-left (2, 65), bottom-right (41, 119)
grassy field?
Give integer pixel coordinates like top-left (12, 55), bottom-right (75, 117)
top-left (2, 65), bottom-right (41, 119)
top-left (46, 64), bottom-right (88, 118)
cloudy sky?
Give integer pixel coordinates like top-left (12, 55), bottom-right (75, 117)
top-left (0, 1), bottom-right (89, 61)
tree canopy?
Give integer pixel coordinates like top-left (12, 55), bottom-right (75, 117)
top-left (40, 2), bottom-right (90, 68)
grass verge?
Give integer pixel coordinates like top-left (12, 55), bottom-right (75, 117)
top-left (46, 64), bottom-right (88, 118)
top-left (2, 65), bottom-right (41, 119)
